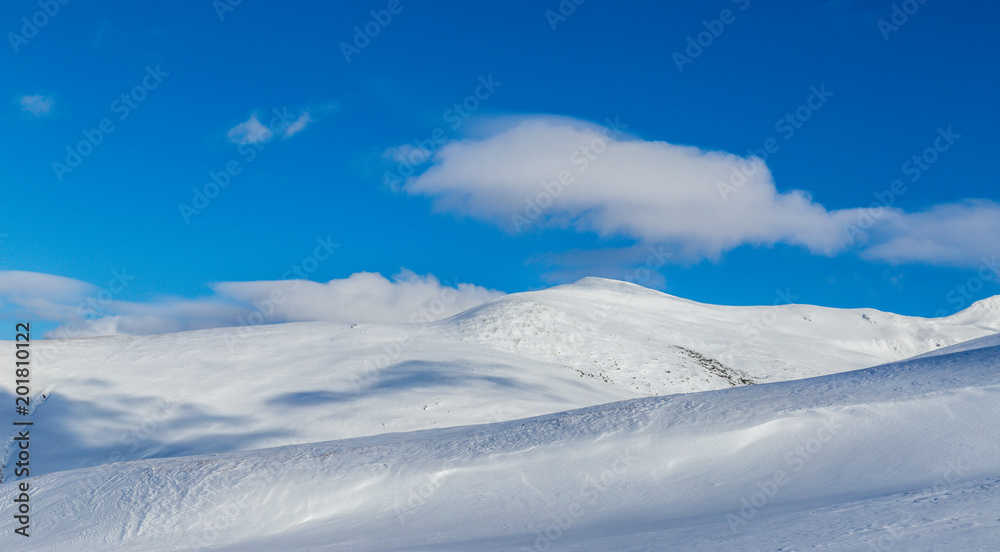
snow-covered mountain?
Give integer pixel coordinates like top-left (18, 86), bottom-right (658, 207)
top-left (4, 278), bottom-right (999, 479)
top-left (2, 278), bottom-right (999, 550)
top-left (3, 324), bottom-right (1000, 550)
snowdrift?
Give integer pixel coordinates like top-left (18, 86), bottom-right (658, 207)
top-left (2, 330), bottom-right (999, 550)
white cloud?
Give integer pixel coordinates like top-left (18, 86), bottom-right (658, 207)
top-left (283, 112), bottom-right (312, 138)
top-left (228, 110), bottom-right (315, 144)
top-left (212, 270), bottom-right (503, 325)
top-left (69, 299), bottom-right (249, 336)
top-left (861, 201), bottom-right (1000, 265)
top-left (404, 117), bottom-right (863, 259)
top-left (227, 113), bottom-right (273, 145)
top-left (402, 116), bottom-right (1000, 266)
top-left (0, 271), bottom-right (97, 322)
top-left (20, 94), bottom-right (54, 115)
top-left (0, 270), bottom-right (504, 338)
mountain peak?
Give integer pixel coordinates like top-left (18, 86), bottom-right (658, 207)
top-left (561, 276), bottom-right (673, 298)
top-left (972, 295), bottom-right (1000, 310)
top-left (570, 276), bottom-right (635, 288)
top-left (968, 295), bottom-right (1000, 312)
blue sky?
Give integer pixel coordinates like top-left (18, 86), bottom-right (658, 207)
top-left (3, 0), bottom-right (999, 336)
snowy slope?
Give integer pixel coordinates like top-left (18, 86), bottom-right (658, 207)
top-left (2, 330), bottom-right (999, 550)
top-left (451, 277), bottom-right (1000, 389)
top-left (2, 278), bottom-right (998, 480)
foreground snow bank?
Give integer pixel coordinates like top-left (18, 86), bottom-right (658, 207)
top-left (3, 334), bottom-right (999, 550)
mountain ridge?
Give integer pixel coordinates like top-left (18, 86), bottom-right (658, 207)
top-left (3, 278), bottom-right (998, 481)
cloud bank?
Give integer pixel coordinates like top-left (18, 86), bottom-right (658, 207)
top-left (211, 270), bottom-right (503, 326)
top-left (401, 116), bottom-right (999, 266)
top-left (0, 270), bottom-right (504, 338)
top-left (860, 200), bottom-right (1000, 265)
top-left (0, 271), bottom-right (98, 322)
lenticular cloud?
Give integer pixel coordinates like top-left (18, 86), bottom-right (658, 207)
top-left (403, 116), bottom-right (860, 258)
top-left (401, 115), bottom-right (1000, 266)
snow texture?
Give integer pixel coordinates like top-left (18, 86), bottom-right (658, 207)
top-left (2, 278), bottom-right (999, 550)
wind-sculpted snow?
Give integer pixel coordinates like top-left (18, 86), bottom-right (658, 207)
top-left (2, 335), bottom-right (999, 550)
